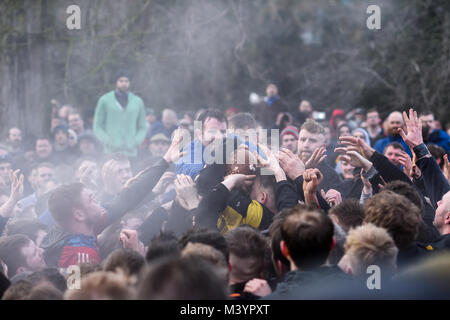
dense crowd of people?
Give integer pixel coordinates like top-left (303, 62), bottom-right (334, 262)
top-left (0, 72), bottom-right (450, 300)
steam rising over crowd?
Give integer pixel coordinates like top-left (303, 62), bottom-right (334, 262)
top-left (1, 72), bottom-right (450, 300)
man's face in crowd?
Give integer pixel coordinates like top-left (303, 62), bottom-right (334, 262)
top-left (434, 191), bottom-right (450, 233)
top-left (146, 114), bottom-right (156, 126)
top-left (149, 141), bottom-right (170, 157)
top-left (299, 100), bottom-right (312, 113)
top-left (384, 146), bottom-right (402, 167)
top-left (68, 114), bottom-right (84, 133)
top-left (79, 188), bottom-right (105, 226)
top-left (77, 160), bottom-right (98, 183)
top-left (340, 159), bottom-right (355, 180)
top-left (297, 129), bottom-right (325, 162)
top-left (162, 111), bottom-right (177, 129)
top-left (366, 111), bottom-right (381, 127)
top-left (79, 140), bottom-right (96, 155)
top-left (36, 166), bottom-right (54, 190)
top-left (199, 117), bottom-right (227, 146)
top-left (54, 130), bottom-right (68, 146)
top-left (116, 77), bottom-right (130, 92)
top-left (281, 134), bottom-right (298, 154)
top-left (387, 112), bottom-right (403, 137)
top-left (266, 84), bottom-right (278, 98)
top-left (339, 126), bottom-right (351, 138)
top-left (20, 239), bottom-right (46, 273)
top-left (111, 161), bottom-right (133, 190)
top-left (0, 161), bottom-right (12, 186)
top-left (419, 114), bottom-right (435, 134)
top-left (9, 127), bottom-right (22, 147)
top-left (36, 139), bottom-right (52, 158)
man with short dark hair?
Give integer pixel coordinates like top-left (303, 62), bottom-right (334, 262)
top-left (93, 71), bottom-right (147, 157)
top-left (266, 205), bottom-right (347, 299)
top-left (176, 109), bottom-right (228, 179)
top-left (383, 142), bottom-right (405, 168)
top-left (365, 109), bottom-right (384, 146)
top-left (0, 234), bottom-right (46, 279)
top-left (68, 112), bottom-right (86, 135)
top-left (419, 110), bottom-right (450, 152)
top-left (252, 84), bottom-right (289, 129)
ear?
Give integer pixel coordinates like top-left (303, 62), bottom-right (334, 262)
top-left (73, 208), bottom-right (85, 223)
top-left (345, 266), bottom-right (353, 276)
top-left (258, 192), bottom-right (267, 205)
top-left (280, 240), bottom-right (290, 259)
top-left (444, 211), bottom-right (450, 225)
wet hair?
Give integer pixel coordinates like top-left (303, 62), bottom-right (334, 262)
top-left (301, 118), bottom-right (325, 135)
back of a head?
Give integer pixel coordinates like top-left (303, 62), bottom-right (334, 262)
top-left (345, 224), bottom-right (398, 277)
top-left (2, 280), bottom-right (33, 300)
top-left (179, 228), bottom-right (229, 262)
top-left (383, 180), bottom-right (423, 211)
top-left (64, 271), bottom-right (131, 300)
top-left (5, 219), bottom-right (48, 243)
top-left (137, 256), bottom-right (227, 300)
top-left (181, 242), bottom-right (228, 285)
top-left (224, 225), bottom-right (268, 282)
top-left (329, 199), bottom-right (364, 233)
top-left (145, 231), bottom-right (180, 263)
top-left (228, 113), bottom-right (257, 130)
top-left (25, 283), bottom-right (63, 300)
top-left (363, 191), bottom-right (420, 249)
top-left (27, 268), bottom-right (67, 293)
top-left (281, 205), bottom-right (334, 270)
top-left (48, 183), bottom-right (84, 230)
top-left (104, 248), bottom-right (145, 277)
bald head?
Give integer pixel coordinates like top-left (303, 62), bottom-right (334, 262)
top-left (162, 109), bottom-right (177, 129)
top-left (387, 111), bottom-right (403, 137)
top-left (434, 191), bottom-right (450, 235)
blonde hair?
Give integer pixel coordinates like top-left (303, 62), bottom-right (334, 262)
top-left (345, 224), bottom-right (398, 276)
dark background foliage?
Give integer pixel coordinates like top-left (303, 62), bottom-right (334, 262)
top-left (1, 0), bottom-right (450, 138)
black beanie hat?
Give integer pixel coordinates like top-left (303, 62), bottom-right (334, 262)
top-left (114, 69), bottom-right (131, 83)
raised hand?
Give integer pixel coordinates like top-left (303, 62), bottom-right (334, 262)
top-left (163, 128), bottom-right (187, 163)
top-left (398, 150), bottom-right (412, 179)
top-left (255, 143), bottom-right (286, 181)
top-left (278, 148), bottom-right (305, 180)
top-left (152, 171), bottom-right (176, 195)
top-left (339, 136), bottom-right (375, 159)
top-left (9, 169), bottom-right (24, 203)
top-left (397, 108), bottom-right (423, 148)
top-left (305, 146), bottom-right (326, 169)
top-left (334, 147), bottom-right (373, 171)
top-left (222, 173), bottom-right (256, 191)
top-left (320, 188), bottom-right (342, 207)
top-left (174, 174), bottom-right (201, 211)
top-left (244, 278), bottom-right (272, 297)
top-left (119, 229), bottom-right (145, 255)
top-left (443, 154), bottom-right (450, 183)
top-left (303, 168), bottom-right (323, 195)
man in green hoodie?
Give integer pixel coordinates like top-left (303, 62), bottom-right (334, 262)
top-left (93, 71), bottom-right (147, 157)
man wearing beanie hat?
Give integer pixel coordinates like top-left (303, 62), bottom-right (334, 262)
top-left (52, 125), bottom-right (77, 164)
top-left (93, 69), bottom-right (147, 157)
top-left (280, 125), bottom-right (299, 154)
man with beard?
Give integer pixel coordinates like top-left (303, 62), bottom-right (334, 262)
top-left (93, 70), bottom-right (147, 158)
top-left (419, 110), bottom-right (450, 152)
top-left (374, 111), bottom-right (412, 157)
top-left (297, 119), bottom-right (344, 194)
